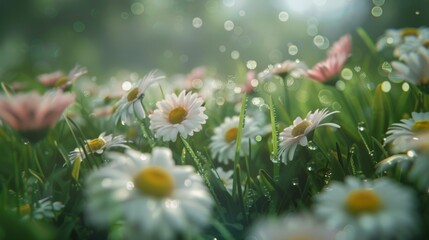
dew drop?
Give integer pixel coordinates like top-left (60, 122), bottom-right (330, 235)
top-left (288, 45), bottom-right (298, 55)
top-left (307, 141), bottom-right (318, 150)
top-left (341, 68), bottom-right (353, 80)
top-left (292, 178), bottom-right (299, 186)
top-left (231, 50), bottom-right (240, 59)
top-left (371, 6), bottom-right (383, 17)
top-left (402, 82), bottom-right (410, 92)
top-left (224, 20), bottom-right (234, 31)
top-left (381, 62), bottom-right (392, 73)
top-left (130, 2), bottom-right (144, 15)
top-left (278, 11), bottom-right (289, 22)
top-left (219, 45), bottom-right (226, 53)
top-left (381, 81), bottom-right (391, 92)
top-left (372, 0), bottom-right (385, 6)
top-left (192, 17), bottom-right (203, 28)
top-left (357, 122), bottom-right (366, 132)
top-left (246, 60), bottom-right (257, 70)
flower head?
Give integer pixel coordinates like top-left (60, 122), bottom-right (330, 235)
top-left (85, 147), bottom-right (213, 239)
top-left (279, 109), bottom-right (339, 162)
top-left (259, 60), bottom-right (308, 80)
top-left (384, 111), bottom-right (429, 150)
top-left (213, 167), bottom-right (234, 195)
top-left (68, 132), bottom-right (129, 163)
top-left (376, 27), bottom-right (429, 52)
top-left (247, 214), bottom-right (335, 240)
top-left (306, 34), bottom-right (351, 83)
top-left (306, 53), bottom-right (349, 83)
top-left (390, 47), bottom-right (429, 90)
top-left (114, 71), bottom-right (164, 125)
top-left (210, 116), bottom-right (261, 164)
top-left (314, 176), bottom-right (418, 240)
top-left (38, 66), bottom-right (87, 89)
top-left (150, 90), bottom-right (207, 142)
top-left (327, 34), bottom-right (352, 58)
top-left (19, 197), bottom-right (64, 221)
top-left (0, 90), bottom-right (74, 142)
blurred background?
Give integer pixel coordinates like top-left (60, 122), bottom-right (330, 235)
top-left (0, 0), bottom-right (428, 82)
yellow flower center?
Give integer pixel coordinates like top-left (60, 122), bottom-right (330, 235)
top-left (224, 127), bottom-right (238, 143)
top-left (127, 87), bottom-right (139, 102)
top-left (401, 28), bottom-right (419, 38)
top-left (19, 203), bottom-right (31, 214)
top-left (86, 137), bottom-right (106, 152)
top-left (168, 107), bottom-right (187, 124)
top-left (54, 76), bottom-right (69, 87)
top-left (134, 166), bottom-right (174, 198)
top-left (412, 120), bottom-right (429, 133)
top-left (345, 189), bottom-right (382, 215)
top-left (291, 120), bottom-right (312, 137)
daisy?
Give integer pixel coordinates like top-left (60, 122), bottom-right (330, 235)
top-left (114, 71), bottom-right (164, 125)
top-left (210, 116), bottom-right (261, 164)
top-left (394, 37), bottom-right (429, 58)
top-left (279, 109), bottom-right (340, 163)
top-left (19, 196), bottom-right (64, 221)
top-left (38, 66), bottom-right (87, 89)
top-left (246, 214), bottom-right (335, 240)
top-left (384, 111), bottom-right (429, 149)
top-left (213, 167), bottom-right (234, 195)
top-left (394, 132), bottom-right (429, 190)
top-left (259, 60), bottom-right (308, 80)
top-left (149, 90), bottom-right (207, 142)
top-left (68, 132), bottom-right (129, 163)
top-left (376, 27), bottom-right (429, 51)
top-left (84, 147), bottom-right (213, 239)
top-left (314, 176), bottom-right (418, 240)
top-left (390, 47), bottom-right (429, 88)
top-left (0, 90), bottom-right (74, 142)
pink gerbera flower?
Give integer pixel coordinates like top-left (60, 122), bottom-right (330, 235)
top-left (0, 90), bottom-right (75, 142)
top-left (306, 34), bottom-right (352, 83)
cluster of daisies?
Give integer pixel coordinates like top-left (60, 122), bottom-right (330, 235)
top-left (0, 27), bottom-right (428, 240)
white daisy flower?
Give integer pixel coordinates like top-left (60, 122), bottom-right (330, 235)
top-left (210, 116), bottom-right (261, 164)
top-left (376, 27), bottom-right (429, 51)
top-left (213, 167), bottom-right (234, 195)
top-left (394, 37), bottom-right (429, 58)
top-left (390, 47), bottom-right (429, 87)
top-left (394, 132), bottom-right (429, 190)
top-left (314, 176), bottom-right (418, 240)
top-left (68, 132), bottom-right (129, 163)
top-left (149, 90), bottom-right (207, 142)
top-left (114, 71), bottom-right (164, 125)
top-left (246, 214), bottom-right (335, 240)
top-left (259, 60), bottom-right (308, 80)
top-left (384, 111), bottom-right (429, 150)
top-left (279, 109), bottom-right (340, 163)
top-left (19, 197), bottom-right (64, 221)
top-left (85, 147), bottom-right (213, 240)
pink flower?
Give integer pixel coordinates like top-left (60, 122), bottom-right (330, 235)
top-left (327, 34), bottom-right (352, 58)
top-left (306, 34), bottom-right (352, 83)
top-left (0, 90), bottom-right (75, 142)
top-left (38, 66), bottom-right (87, 89)
top-left (306, 54), bottom-right (348, 83)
